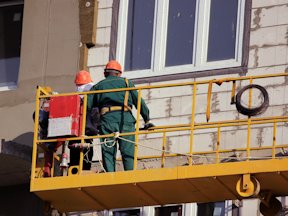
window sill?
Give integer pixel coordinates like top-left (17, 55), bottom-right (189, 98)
top-left (132, 66), bottom-right (247, 84)
top-left (0, 83), bottom-right (17, 92)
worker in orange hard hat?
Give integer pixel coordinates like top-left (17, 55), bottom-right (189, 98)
top-left (103, 60), bottom-right (122, 74)
top-left (87, 60), bottom-right (155, 172)
top-left (74, 70), bottom-right (93, 91)
top-left (69, 70), bottom-right (98, 171)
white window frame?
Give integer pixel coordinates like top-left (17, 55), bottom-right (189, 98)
top-left (116, 0), bottom-right (246, 79)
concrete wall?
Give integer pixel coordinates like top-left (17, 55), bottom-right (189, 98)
top-left (0, 0), bottom-right (81, 214)
top-left (88, 0), bottom-right (112, 83)
top-left (0, 0), bottom-right (80, 146)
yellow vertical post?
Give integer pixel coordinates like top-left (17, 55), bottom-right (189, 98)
top-left (247, 122), bottom-right (251, 160)
top-left (246, 79), bottom-right (253, 160)
top-left (216, 126), bottom-right (221, 163)
top-left (272, 121), bottom-right (277, 159)
top-left (50, 153), bottom-right (55, 177)
top-left (79, 94), bottom-right (88, 173)
top-left (134, 89), bottom-right (142, 170)
top-left (206, 81), bottom-right (213, 122)
top-left (31, 87), bottom-right (41, 186)
top-left (161, 131), bottom-right (167, 168)
top-left (189, 84), bottom-right (197, 165)
top-left (231, 81), bottom-right (236, 104)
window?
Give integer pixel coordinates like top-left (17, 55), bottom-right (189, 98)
top-left (155, 205), bottom-right (182, 216)
top-left (232, 200), bottom-right (241, 216)
top-left (0, 1), bottom-right (24, 90)
top-left (197, 202), bottom-right (226, 216)
top-left (116, 0), bottom-right (246, 79)
top-left (113, 209), bottom-right (140, 216)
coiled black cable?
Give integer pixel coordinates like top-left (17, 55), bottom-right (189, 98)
top-left (235, 84), bottom-right (269, 116)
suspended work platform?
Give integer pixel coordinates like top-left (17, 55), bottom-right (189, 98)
top-left (31, 73), bottom-right (288, 214)
top-left (32, 159), bottom-right (288, 212)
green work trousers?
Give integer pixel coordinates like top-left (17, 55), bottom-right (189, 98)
top-left (100, 121), bottom-right (135, 172)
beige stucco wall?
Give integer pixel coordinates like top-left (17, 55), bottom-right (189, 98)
top-left (0, 0), bottom-right (80, 145)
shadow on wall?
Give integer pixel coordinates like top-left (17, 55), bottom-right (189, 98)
top-left (1, 132), bottom-right (34, 161)
top-left (13, 132), bottom-right (34, 148)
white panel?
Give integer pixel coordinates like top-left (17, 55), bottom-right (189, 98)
top-left (240, 199), bottom-right (259, 216)
top-left (48, 116), bottom-right (73, 137)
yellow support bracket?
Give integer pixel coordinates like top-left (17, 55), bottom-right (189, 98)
top-left (38, 86), bottom-right (53, 96)
top-left (242, 173), bottom-right (251, 190)
top-left (236, 174), bottom-right (260, 198)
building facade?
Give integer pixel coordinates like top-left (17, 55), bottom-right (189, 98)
top-left (0, 0), bottom-right (287, 215)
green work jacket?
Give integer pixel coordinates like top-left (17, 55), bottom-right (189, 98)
top-left (87, 75), bottom-right (150, 124)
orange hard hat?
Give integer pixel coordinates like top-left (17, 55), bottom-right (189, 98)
top-left (74, 70), bottom-right (93, 85)
top-left (105, 60), bottom-right (122, 73)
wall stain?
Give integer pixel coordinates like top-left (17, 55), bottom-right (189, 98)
top-left (210, 132), bottom-right (217, 151)
top-left (147, 88), bottom-right (152, 100)
top-left (282, 105), bottom-right (288, 116)
top-left (284, 67), bottom-right (288, 84)
top-left (249, 45), bottom-right (258, 50)
top-left (211, 93), bottom-right (220, 112)
top-left (261, 43), bottom-right (287, 48)
top-left (286, 26), bottom-right (288, 44)
top-left (251, 8), bottom-right (261, 31)
top-left (166, 137), bottom-right (172, 152)
top-left (254, 48), bottom-right (259, 68)
top-left (230, 130), bottom-right (236, 136)
top-left (188, 115), bottom-right (192, 124)
top-left (165, 98), bottom-right (172, 117)
top-left (95, 43), bottom-right (110, 48)
top-left (256, 128), bottom-right (264, 147)
top-left (248, 46), bottom-right (259, 68)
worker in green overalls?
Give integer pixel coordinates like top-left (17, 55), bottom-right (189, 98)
top-left (87, 60), bottom-right (154, 172)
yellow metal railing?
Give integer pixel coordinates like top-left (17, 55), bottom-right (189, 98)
top-left (31, 73), bottom-right (288, 181)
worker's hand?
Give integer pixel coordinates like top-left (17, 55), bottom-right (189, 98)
top-left (143, 121), bottom-right (155, 130)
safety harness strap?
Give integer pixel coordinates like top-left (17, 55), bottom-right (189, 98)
top-left (124, 78), bottom-right (130, 110)
top-left (100, 106), bottom-right (131, 115)
top-left (100, 78), bottom-right (132, 115)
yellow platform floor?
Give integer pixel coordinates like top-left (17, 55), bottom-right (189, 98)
top-left (31, 158), bottom-right (288, 212)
